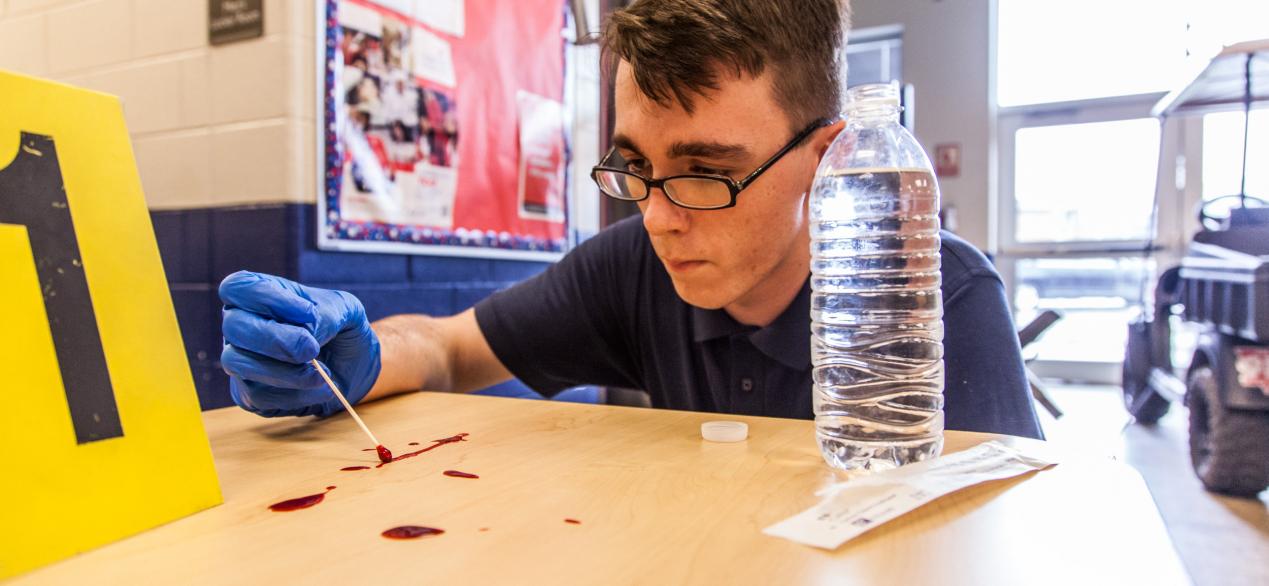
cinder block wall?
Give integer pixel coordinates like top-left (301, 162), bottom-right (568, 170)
top-left (0, 0), bottom-right (555, 408)
top-left (0, 0), bottom-right (315, 210)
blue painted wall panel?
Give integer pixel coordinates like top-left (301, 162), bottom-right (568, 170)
top-left (152, 203), bottom-right (560, 410)
top-left (209, 205), bottom-right (294, 280)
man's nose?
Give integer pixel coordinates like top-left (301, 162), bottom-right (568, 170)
top-left (640, 185), bottom-right (689, 235)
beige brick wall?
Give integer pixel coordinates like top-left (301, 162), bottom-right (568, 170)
top-left (0, 0), bottom-right (317, 210)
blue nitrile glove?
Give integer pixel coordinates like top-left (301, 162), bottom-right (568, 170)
top-left (218, 271), bottom-right (381, 418)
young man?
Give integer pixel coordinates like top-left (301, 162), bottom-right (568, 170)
top-left (219, 0), bottom-right (1042, 439)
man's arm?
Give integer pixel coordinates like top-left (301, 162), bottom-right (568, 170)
top-left (364, 308), bottom-right (513, 401)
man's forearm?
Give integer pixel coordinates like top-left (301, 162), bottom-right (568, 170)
top-left (364, 314), bottom-right (448, 401)
top-left (362, 309), bottom-right (512, 402)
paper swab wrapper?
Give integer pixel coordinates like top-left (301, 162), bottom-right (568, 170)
top-left (763, 441), bottom-right (1056, 550)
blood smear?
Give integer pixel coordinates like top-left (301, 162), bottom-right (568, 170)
top-left (382, 526), bottom-right (445, 539)
top-left (376, 433), bottom-right (469, 468)
top-left (268, 487), bottom-right (335, 512)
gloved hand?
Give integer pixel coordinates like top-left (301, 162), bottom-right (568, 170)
top-left (218, 271), bottom-right (381, 418)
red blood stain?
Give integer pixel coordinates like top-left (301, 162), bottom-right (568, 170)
top-left (341, 466), bottom-right (371, 471)
top-left (479, 527), bottom-right (490, 532)
top-left (442, 470), bottom-right (479, 479)
top-left (382, 526), bottom-right (445, 539)
top-left (376, 444), bottom-right (393, 464)
top-left (564, 519), bottom-right (581, 525)
top-left (376, 433), bottom-right (469, 468)
top-left (268, 487), bottom-right (335, 512)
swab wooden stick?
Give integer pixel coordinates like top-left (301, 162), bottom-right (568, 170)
top-left (310, 359), bottom-right (392, 463)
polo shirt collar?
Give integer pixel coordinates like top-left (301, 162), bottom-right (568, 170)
top-left (690, 276), bottom-right (812, 370)
top-left (691, 304), bottom-right (748, 342)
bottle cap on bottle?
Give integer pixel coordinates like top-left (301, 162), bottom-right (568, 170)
top-left (701, 421), bottom-right (749, 443)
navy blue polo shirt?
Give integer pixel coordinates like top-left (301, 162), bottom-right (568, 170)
top-left (474, 216), bottom-right (1043, 439)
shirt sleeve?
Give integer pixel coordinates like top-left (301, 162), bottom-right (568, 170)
top-left (942, 273), bottom-right (1045, 440)
top-left (473, 223), bottom-right (644, 396)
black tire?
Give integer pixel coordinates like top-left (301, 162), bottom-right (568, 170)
top-left (1186, 365), bottom-right (1269, 497)
top-left (1123, 320), bottom-right (1171, 424)
top-left (1127, 382), bottom-right (1171, 425)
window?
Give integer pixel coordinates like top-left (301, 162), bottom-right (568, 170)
top-left (1014, 118), bottom-right (1160, 243)
top-left (846, 26), bottom-right (902, 88)
top-left (997, 0), bottom-right (1269, 107)
top-left (1202, 109), bottom-right (1269, 205)
top-left (1185, 1), bottom-right (1269, 60)
top-left (997, 0), bottom-right (1189, 107)
top-left (1015, 257), bottom-right (1153, 364)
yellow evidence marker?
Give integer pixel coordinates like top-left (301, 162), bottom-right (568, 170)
top-left (0, 70), bottom-right (222, 578)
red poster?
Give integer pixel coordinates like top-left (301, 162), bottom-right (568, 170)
top-left (320, 0), bottom-right (568, 259)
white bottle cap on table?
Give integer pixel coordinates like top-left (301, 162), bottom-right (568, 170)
top-left (701, 421), bottom-right (748, 443)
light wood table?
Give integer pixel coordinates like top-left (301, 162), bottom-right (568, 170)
top-left (13, 392), bottom-right (1190, 585)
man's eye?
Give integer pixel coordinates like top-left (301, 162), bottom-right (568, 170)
top-left (624, 159), bottom-right (650, 174)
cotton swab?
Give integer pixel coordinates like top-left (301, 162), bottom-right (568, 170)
top-left (310, 359), bottom-right (392, 463)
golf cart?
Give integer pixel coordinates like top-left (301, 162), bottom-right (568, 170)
top-left (1122, 39), bottom-right (1269, 497)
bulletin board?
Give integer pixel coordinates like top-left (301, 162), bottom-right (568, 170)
top-left (318, 0), bottom-right (570, 260)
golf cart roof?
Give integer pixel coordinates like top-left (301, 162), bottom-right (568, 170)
top-left (1153, 38), bottom-right (1269, 118)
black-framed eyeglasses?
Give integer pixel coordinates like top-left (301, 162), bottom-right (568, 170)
top-left (590, 118), bottom-right (831, 210)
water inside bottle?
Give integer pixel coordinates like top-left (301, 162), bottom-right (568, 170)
top-left (810, 168), bottom-right (945, 472)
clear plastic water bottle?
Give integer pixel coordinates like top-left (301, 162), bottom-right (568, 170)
top-left (809, 82), bottom-right (944, 472)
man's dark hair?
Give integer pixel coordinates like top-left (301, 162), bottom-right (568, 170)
top-left (602, 0), bottom-right (850, 131)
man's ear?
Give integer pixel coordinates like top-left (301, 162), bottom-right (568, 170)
top-left (813, 119), bottom-right (846, 160)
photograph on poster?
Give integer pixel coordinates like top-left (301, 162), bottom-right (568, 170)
top-left (517, 90), bottom-right (566, 221)
top-left (336, 4), bottom-right (460, 231)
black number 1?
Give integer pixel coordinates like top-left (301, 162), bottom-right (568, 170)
top-left (0, 133), bottom-right (123, 443)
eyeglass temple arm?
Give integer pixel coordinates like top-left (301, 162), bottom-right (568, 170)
top-left (735, 118), bottom-right (834, 189)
